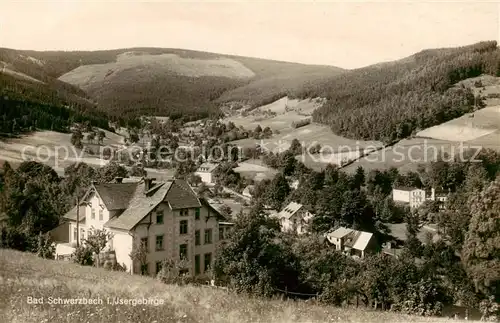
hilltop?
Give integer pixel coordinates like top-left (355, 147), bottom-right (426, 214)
top-left (0, 47), bottom-right (344, 120)
top-left (0, 249), bottom-right (461, 323)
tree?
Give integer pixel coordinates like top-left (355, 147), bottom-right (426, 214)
top-left (36, 232), bottom-right (55, 259)
top-left (129, 240), bottom-right (149, 275)
top-left (84, 227), bottom-right (114, 268)
top-left (289, 139), bottom-right (302, 155)
top-left (97, 130), bottom-right (106, 145)
top-left (97, 162), bottom-right (128, 184)
top-left (187, 173), bottom-right (202, 187)
top-left (352, 166), bottom-right (366, 190)
top-left (266, 174), bottom-right (290, 210)
top-left (404, 211), bottom-right (423, 259)
top-left (219, 204), bottom-right (233, 218)
top-left (70, 129), bottom-right (84, 149)
top-left (86, 132), bottom-right (96, 144)
top-left (463, 176), bottom-right (500, 297)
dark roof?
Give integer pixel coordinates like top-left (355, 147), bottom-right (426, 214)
top-left (62, 206), bottom-right (86, 222)
top-left (105, 181), bottom-right (171, 230)
top-left (165, 180), bottom-right (201, 209)
top-left (199, 198), bottom-right (230, 222)
top-left (94, 183), bottom-right (138, 210)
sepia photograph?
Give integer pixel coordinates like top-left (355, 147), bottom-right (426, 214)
top-left (0, 1), bottom-right (499, 322)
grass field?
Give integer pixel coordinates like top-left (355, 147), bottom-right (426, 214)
top-left (0, 130), bottom-right (125, 173)
top-left (0, 249), bottom-right (465, 323)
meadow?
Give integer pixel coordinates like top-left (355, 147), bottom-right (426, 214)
top-left (0, 249), bottom-right (465, 323)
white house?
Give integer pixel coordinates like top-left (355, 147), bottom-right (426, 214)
top-left (275, 202), bottom-right (314, 235)
top-left (392, 186), bottom-right (449, 209)
top-left (195, 163), bottom-right (220, 185)
top-left (325, 227), bottom-right (377, 259)
top-left (55, 177), bottom-right (233, 277)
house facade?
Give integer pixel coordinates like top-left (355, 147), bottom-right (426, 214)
top-left (392, 186), bottom-right (449, 209)
top-left (55, 177), bottom-right (232, 277)
top-left (325, 227), bottom-right (377, 259)
top-left (195, 163), bottom-right (220, 185)
top-left (275, 202), bottom-right (313, 235)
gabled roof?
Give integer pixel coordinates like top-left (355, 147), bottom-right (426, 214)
top-left (352, 231), bottom-right (374, 251)
top-left (104, 181), bottom-right (171, 230)
top-left (325, 227), bottom-right (374, 251)
top-left (277, 202), bottom-right (303, 220)
top-left (166, 180), bottom-right (202, 209)
top-left (93, 183), bottom-right (138, 210)
top-left (326, 227), bottom-right (353, 240)
top-left (63, 205), bottom-right (86, 222)
top-left (196, 163), bottom-right (219, 173)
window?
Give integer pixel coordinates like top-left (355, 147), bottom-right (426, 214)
top-left (180, 209), bottom-right (189, 216)
top-left (156, 261), bottom-right (162, 275)
top-left (80, 229), bottom-right (85, 240)
top-left (156, 211), bottom-right (164, 224)
top-left (195, 208), bottom-right (200, 220)
top-left (155, 235), bottom-right (164, 251)
top-left (219, 227), bottom-right (224, 241)
top-left (99, 209), bottom-right (103, 221)
top-left (91, 209), bottom-right (95, 220)
top-left (195, 255), bottom-right (201, 275)
top-left (195, 230), bottom-right (200, 246)
top-left (204, 253), bottom-right (212, 272)
top-left (180, 220), bottom-right (188, 235)
top-left (141, 237), bottom-right (149, 253)
top-left (179, 244), bottom-right (188, 260)
top-left (204, 229), bottom-right (212, 244)
top-left (73, 228), bottom-right (77, 241)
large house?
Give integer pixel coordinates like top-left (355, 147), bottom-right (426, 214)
top-left (275, 202), bottom-right (314, 235)
top-left (324, 227), bottom-right (377, 259)
top-left (392, 187), bottom-right (448, 209)
top-left (55, 177), bottom-right (233, 277)
top-left (195, 163), bottom-right (220, 185)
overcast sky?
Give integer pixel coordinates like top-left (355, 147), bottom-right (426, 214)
top-left (0, 1), bottom-right (498, 69)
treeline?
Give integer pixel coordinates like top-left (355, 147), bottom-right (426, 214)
top-left (0, 73), bottom-right (113, 134)
top-left (215, 146), bottom-right (500, 318)
top-left (291, 41), bottom-right (500, 143)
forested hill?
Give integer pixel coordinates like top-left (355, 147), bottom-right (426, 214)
top-left (296, 41), bottom-right (500, 143)
top-left (0, 47), bottom-right (344, 120)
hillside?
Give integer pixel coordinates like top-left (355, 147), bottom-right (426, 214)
top-left (0, 249), bottom-right (461, 323)
top-left (0, 47), bottom-right (344, 120)
top-left (294, 41), bottom-right (500, 143)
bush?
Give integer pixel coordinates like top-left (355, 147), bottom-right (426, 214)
top-left (71, 245), bottom-right (94, 266)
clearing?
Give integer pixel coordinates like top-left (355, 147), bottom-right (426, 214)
top-left (0, 130), bottom-right (125, 173)
top-left (0, 249), bottom-right (464, 323)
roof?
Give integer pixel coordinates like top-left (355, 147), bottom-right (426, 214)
top-left (352, 231), bottom-right (374, 251)
top-left (196, 163), bottom-right (219, 173)
top-left (63, 206), bottom-right (86, 222)
top-left (104, 181), bottom-right (171, 230)
top-left (277, 202), bottom-right (303, 220)
top-left (325, 227), bottom-right (374, 251)
top-left (326, 227), bottom-right (353, 239)
top-left (166, 180), bottom-right (202, 209)
top-left (93, 183), bottom-right (138, 210)
top-left (242, 185), bottom-right (255, 196)
top-left (393, 186), bottom-right (422, 192)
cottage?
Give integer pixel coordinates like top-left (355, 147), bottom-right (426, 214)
top-left (54, 177), bottom-right (233, 277)
top-left (195, 163), bottom-right (220, 185)
top-left (275, 202), bottom-right (314, 235)
top-left (325, 227), bottom-right (377, 259)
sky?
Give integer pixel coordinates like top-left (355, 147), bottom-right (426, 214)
top-left (0, 1), bottom-right (498, 69)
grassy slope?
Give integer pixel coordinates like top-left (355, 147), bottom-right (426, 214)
top-left (0, 47), bottom-right (344, 119)
top-left (0, 249), bottom-right (460, 323)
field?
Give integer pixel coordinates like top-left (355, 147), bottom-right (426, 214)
top-left (342, 138), bottom-right (462, 174)
top-left (227, 97), bottom-right (382, 154)
top-left (0, 130), bottom-right (125, 174)
top-left (0, 249), bottom-right (464, 323)
top-left (234, 159), bottom-right (277, 182)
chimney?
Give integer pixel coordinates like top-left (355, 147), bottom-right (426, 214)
top-left (115, 177), bottom-right (123, 183)
top-left (144, 177), bottom-right (156, 192)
